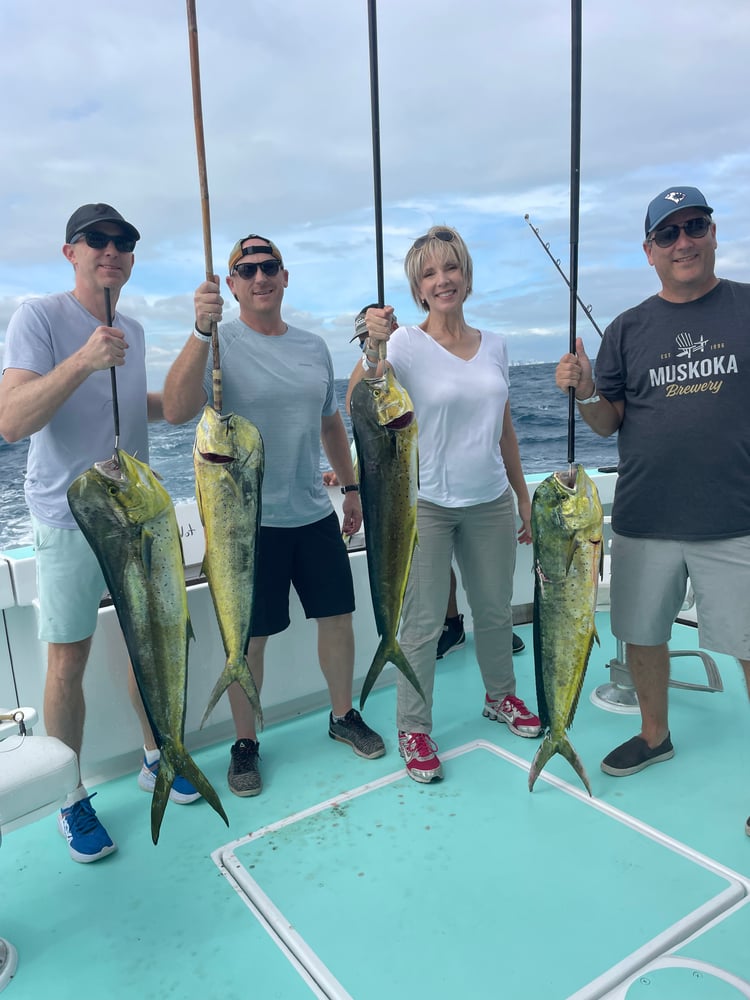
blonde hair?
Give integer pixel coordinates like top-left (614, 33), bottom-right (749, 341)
top-left (404, 226), bottom-right (473, 312)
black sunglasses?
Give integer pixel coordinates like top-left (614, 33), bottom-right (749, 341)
top-left (412, 229), bottom-right (455, 250)
top-left (649, 216), bottom-right (712, 248)
top-left (232, 260), bottom-right (282, 280)
top-left (72, 230), bottom-right (136, 253)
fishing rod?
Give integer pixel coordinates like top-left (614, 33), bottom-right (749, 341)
top-left (523, 214), bottom-right (603, 339)
top-left (186, 0), bottom-right (222, 413)
top-left (103, 287), bottom-right (120, 460)
top-left (567, 0), bottom-right (583, 473)
top-left (366, 0), bottom-right (387, 365)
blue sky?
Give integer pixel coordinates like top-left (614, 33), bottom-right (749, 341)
top-left (2, 0), bottom-right (750, 384)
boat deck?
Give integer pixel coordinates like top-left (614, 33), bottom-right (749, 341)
top-left (3, 615), bottom-right (750, 999)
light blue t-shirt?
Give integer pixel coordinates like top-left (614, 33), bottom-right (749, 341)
top-left (3, 292), bottom-right (149, 529)
top-left (202, 318), bottom-right (337, 528)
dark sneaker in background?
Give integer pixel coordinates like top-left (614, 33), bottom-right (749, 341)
top-left (228, 739), bottom-right (262, 797)
top-left (329, 709), bottom-right (385, 759)
top-left (437, 614), bottom-right (465, 659)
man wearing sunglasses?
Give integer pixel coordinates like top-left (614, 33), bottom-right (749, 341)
top-left (0, 203), bottom-right (201, 863)
top-left (163, 234), bottom-right (385, 797)
top-left (555, 186), bottom-right (750, 829)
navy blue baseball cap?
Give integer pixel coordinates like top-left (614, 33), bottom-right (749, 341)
top-left (644, 187), bottom-right (713, 236)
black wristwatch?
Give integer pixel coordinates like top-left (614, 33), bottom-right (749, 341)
top-left (340, 484), bottom-right (359, 494)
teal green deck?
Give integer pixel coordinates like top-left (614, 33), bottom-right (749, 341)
top-left (3, 615), bottom-right (750, 999)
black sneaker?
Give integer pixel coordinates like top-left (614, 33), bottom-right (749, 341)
top-left (437, 614), bottom-right (466, 659)
top-left (329, 709), bottom-right (385, 759)
top-left (745, 816), bottom-right (750, 837)
top-left (600, 733), bottom-right (674, 777)
top-left (512, 632), bottom-right (525, 654)
top-left (228, 739), bottom-right (262, 797)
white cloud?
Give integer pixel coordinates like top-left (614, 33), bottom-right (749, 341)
top-left (3, 0), bottom-right (750, 381)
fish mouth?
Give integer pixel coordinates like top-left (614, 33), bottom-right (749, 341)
top-left (197, 450), bottom-right (234, 465)
top-left (93, 457), bottom-right (125, 482)
top-left (385, 412), bottom-right (415, 430)
top-left (553, 467), bottom-right (579, 491)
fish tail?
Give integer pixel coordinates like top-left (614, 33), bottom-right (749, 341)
top-left (359, 637), bottom-right (425, 710)
top-left (528, 733), bottom-right (592, 796)
top-left (200, 658), bottom-right (263, 731)
top-left (151, 744), bottom-right (229, 844)
top-left (528, 734), bottom-right (556, 792)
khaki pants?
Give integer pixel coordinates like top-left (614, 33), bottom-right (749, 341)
top-left (397, 490), bottom-right (517, 733)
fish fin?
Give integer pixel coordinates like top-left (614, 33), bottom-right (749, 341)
top-left (359, 637), bottom-right (425, 709)
top-left (359, 640), bottom-right (388, 709)
top-left (528, 733), bottom-right (555, 792)
top-left (532, 593), bottom-right (551, 730)
top-left (150, 758), bottom-right (172, 844)
top-left (140, 529), bottom-right (155, 579)
top-left (152, 743), bottom-right (229, 845)
top-left (558, 736), bottom-right (592, 796)
top-left (565, 632), bottom-right (596, 727)
top-left (201, 658), bottom-right (263, 731)
top-left (528, 733), bottom-right (592, 796)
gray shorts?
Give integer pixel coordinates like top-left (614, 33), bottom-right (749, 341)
top-left (32, 516), bottom-right (106, 643)
top-left (609, 531), bottom-right (750, 659)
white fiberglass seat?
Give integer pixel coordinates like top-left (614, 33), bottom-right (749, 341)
top-left (592, 520), bottom-right (722, 713)
top-left (0, 707), bottom-right (79, 992)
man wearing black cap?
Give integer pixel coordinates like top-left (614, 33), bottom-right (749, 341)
top-left (0, 203), bottom-right (198, 863)
top-left (555, 187), bottom-right (750, 830)
top-left (163, 235), bottom-right (385, 798)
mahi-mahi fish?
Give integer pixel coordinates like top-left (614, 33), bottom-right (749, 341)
top-left (350, 368), bottom-right (424, 707)
top-left (528, 463), bottom-right (603, 795)
top-left (67, 449), bottom-right (228, 843)
top-left (194, 405), bottom-right (264, 728)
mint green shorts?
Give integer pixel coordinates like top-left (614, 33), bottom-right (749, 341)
top-left (32, 516), bottom-right (106, 643)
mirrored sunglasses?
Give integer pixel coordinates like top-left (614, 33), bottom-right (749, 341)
top-left (72, 230), bottom-right (136, 253)
top-left (412, 229), bottom-right (455, 250)
top-left (650, 216), bottom-right (712, 248)
top-left (232, 260), bottom-right (282, 280)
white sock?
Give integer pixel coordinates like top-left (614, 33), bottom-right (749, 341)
top-left (63, 785), bottom-right (88, 809)
top-left (144, 746), bottom-right (160, 766)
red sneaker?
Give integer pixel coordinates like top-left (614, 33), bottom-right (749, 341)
top-left (398, 731), bottom-right (443, 783)
top-left (483, 694), bottom-right (541, 738)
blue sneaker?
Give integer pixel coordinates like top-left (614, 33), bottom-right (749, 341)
top-left (137, 756), bottom-right (201, 804)
top-left (57, 793), bottom-right (117, 863)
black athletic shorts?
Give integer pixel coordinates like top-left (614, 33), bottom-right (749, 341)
top-left (251, 511), bottom-right (356, 637)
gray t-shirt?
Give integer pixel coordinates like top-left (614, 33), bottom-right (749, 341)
top-left (595, 279), bottom-right (750, 540)
top-left (202, 318), bottom-right (337, 528)
top-left (3, 291), bottom-right (149, 529)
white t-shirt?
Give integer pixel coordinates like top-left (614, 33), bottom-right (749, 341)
top-left (386, 325), bottom-right (510, 507)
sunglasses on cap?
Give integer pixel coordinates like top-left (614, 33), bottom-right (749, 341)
top-left (71, 230), bottom-right (136, 253)
top-left (412, 229), bottom-right (455, 250)
top-left (232, 260), bottom-right (282, 280)
top-left (648, 216), bottom-right (712, 249)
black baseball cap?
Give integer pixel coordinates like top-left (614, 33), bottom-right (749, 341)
top-left (65, 203), bottom-right (141, 245)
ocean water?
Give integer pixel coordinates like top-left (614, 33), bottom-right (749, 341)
top-left (0, 364), bottom-right (618, 552)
